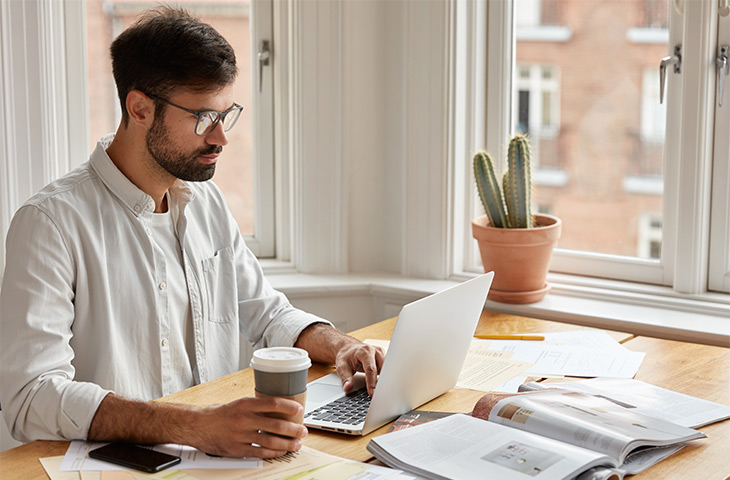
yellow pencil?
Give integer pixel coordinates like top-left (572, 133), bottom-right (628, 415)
top-left (474, 334), bottom-right (545, 341)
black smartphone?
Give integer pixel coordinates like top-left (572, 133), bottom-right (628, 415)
top-left (89, 443), bottom-right (181, 473)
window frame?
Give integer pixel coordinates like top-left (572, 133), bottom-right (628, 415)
top-left (467, 0), bottom-right (729, 297)
top-left (247, 0), bottom-right (276, 258)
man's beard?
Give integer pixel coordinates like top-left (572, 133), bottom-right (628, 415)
top-left (145, 116), bottom-right (223, 182)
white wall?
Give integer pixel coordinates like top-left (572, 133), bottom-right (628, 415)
top-left (288, 0), bottom-right (452, 277)
top-left (344, 1), bottom-right (406, 274)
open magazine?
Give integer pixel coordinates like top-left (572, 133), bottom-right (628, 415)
top-left (367, 388), bottom-right (706, 480)
top-left (516, 377), bottom-right (730, 429)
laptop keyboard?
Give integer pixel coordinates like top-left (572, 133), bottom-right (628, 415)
top-left (304, 388), bottom-right (371, 425)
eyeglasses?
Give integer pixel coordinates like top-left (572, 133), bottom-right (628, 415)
top-left (145, 92), bottom-right (244, 136)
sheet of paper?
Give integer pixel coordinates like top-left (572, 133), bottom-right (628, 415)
top-left (536, 330), bottom-right (630, 352)
top-left (183, 447), bottom-right (401, 480)
top-left (491, 375), bottom-right (529, 393)
top-left (40, 457), bottom-right (191, 480)
top-left (477, 339), bottom-right (645, 378)
top-left (456, 342), bottom-right (532, 392)
top-left (283, 459), bottom-right (409, 480)
top-left (60, 441), bottom-right (262, 472)
top-left (41, 457), bottom-right (81, 480)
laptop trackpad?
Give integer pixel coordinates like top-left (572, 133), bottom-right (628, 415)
top-left (305, 372), bottom-right (368, 412)
top-left (308, 382), bottom-right (345, 403)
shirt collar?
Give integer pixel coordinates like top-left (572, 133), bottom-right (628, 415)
top-left (90, 133), bottom-right (195, 217)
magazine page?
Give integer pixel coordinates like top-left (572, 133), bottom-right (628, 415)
top-left (367, 414), bottom-right (615, 480)
top-left (478, 389), bottom-right (705, 465)
top-left (520, 378), bottom-right (730, 428)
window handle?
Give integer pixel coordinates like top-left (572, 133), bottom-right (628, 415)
top-left (258, 40), bottom-right (271, 93)
top-left (720, 0), bottom-right (729, 17)
top-left (659, 45), bottom-right (682, 104)
top-left (718, 45), bottom-right (729, 107)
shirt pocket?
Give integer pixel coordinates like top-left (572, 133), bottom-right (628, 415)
top-left (201, 246), bottom-right (237, 323)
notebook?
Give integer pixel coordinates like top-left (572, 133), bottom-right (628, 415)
top-left (303, 272), bottom-right (494, 435)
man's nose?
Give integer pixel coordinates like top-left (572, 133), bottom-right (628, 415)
top-left (206, 121), bottom-right (229, 147)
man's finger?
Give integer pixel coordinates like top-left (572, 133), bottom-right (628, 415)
top-left (337, 361), bottom-right (356, 393)
top-left (233, 396), bottom-right (303, 415)
top-left (361, 356), bottom-right (379, 396)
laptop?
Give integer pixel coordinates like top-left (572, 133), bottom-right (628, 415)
top-left (303, 272), bottom-right (494, 435)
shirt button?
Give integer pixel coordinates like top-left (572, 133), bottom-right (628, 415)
top-left (147, 201), bottom-right (155, 210)
top-left (146, 228), bottom-right (152, 236)
top-left (159, 281), bottom-right (167, 290)
top-left (134, 205), bottom-right (141, 212)
top-left (161, 338), bottom-right (168, 347)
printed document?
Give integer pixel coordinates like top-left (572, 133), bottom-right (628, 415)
top-left (60, 440), bottom-right (261, 471)
top-left (456, 342), bottom-right (533, 391)
top-left (477, 337), bottom-right (645, 378)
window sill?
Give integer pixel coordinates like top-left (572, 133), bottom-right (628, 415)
top-left (263, 267), bottom-right (729, 347)
top-left (485, 272), bottom-right (729, 347)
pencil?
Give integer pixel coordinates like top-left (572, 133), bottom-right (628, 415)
top-left (474, 334), bottom-right (545, 341)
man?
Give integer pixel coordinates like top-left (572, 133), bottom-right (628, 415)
top-left (0, 7), bottom-right (383, 458)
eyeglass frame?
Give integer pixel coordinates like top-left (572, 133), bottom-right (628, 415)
top-left (144, 92), bottom-right (244, 136)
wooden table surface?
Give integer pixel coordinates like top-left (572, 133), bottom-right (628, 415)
top-left (1, 311), bottom-right (727, 479)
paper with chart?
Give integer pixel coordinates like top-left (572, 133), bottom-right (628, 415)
top-left (456, 342), bottom-right (533, 391)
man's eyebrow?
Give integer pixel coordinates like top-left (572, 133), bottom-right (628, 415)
top-left (203, 102), bottom-right (236, 112)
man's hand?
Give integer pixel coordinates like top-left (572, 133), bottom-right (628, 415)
top-left (188, 397), bottom-right (308, 458)
top-left (89, 393), bottom-right (308, 459)
top-left (295, 324), bottom-right (385, 396)
top-left (334, 341), bottom-right (385, 396)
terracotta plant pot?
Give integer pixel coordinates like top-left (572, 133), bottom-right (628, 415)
top-left (471, 213), bottom-right (561, 304)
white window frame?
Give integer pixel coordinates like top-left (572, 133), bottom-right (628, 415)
top-left (450, 0), bottom-right (728, 330)
top-left (470, 0), bottom-right (730, 297)
top-left (248, 0), bottom-right (276, 258)
top-left (708, 10), bottom-right (730, 293)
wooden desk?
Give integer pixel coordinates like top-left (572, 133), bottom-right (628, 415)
top-left (1, 311), bottom-right (727, 479)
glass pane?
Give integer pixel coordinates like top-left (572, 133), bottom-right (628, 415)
top-left (514, 0), bottom-right (667, 260)
top-left (86, 0), bottom-right (255, 235)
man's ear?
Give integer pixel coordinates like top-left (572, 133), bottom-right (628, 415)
top-left (126, 90), bottom-right (155, 128)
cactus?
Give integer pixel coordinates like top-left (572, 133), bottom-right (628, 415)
top-left (473, 151), bottom-right (508, 228)
top-left (473, 134), bottom-right (534, 229)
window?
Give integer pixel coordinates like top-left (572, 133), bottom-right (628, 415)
top-left (638, 212), bottom-right (662, 259)
top-left (84, 0), bottom-right (275, 256)
top-left (640, 68), bottom-right (666, 144)
top-left (514, 63), bottom-right (561, 173)
top-left (470, 0), bottom-right (730, 296)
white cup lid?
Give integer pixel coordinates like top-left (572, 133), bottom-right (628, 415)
top-left (250, 347), bottom-right (312, 373)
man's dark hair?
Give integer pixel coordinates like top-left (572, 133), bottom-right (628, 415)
top-left (110, 6), bottom-right (238, 126)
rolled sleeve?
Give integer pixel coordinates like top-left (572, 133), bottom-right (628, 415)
top-left (0, 206), bottom-right (111, 441)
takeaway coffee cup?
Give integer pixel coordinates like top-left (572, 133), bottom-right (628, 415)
top-left (250, 347), bottom-right (311, 424)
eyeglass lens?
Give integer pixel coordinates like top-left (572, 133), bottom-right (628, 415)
top-left (195, 107), bottom-right (242, 136)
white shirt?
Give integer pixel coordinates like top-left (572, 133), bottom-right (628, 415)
top-left (147, 203), bottom-right (195, 393)
top-left (0, 134), bottom-right (330, 442)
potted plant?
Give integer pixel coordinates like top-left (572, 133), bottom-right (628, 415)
top-left (471, 134), bottom-right (561, 304)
